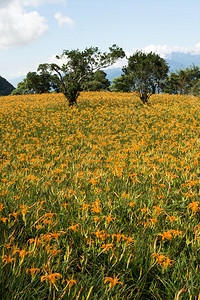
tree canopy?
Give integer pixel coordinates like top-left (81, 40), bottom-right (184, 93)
top-left (163, 65), bottom-right (200, 96)
top-left (121, 51), bottom-right (169, 103)
top-left (110, 75), bottom-right (132, 93)
top-left (10, 46), bottom-right (200, 104)
top-left (11, 71), bottom-right (59, 95)
top-left (38, 45), bottom-right (125, 105)
top-left (81, 70), bottom-right (110, 91)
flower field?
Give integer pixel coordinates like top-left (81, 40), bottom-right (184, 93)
top-left (0, 92), bottom-right (200, 299)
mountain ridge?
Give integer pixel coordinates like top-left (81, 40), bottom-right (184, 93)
top-left (0, 76), bottom-right (15, 96)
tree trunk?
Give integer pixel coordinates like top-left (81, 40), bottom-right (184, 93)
top-left (64, 90), bottom-right (79, 106)
top-left (68, 96), bottom-right (77, 106)
top-left (140, 93), bottom-right (149, 104)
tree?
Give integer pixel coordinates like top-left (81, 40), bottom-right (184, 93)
top-left (122, 51), bottom-right (169, 103)
top-left (11, 79), bottom-right (30, 95)
top-left (12, 69), bottom-right (60, 95)
top-left (163, 65), bottom-right (200, 95)
top-left (81, 70), bottom-right (110, 91)
top-left (110, 75), bottom-right (132, 92)
top-left (38, 45), bottom-right (125, 106)
top-left (162, 72), bottom-right (179, 95)
top-left (190, 78), bottom-right (200, 96)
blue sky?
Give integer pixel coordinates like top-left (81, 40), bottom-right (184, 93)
top-left (1, 0), bottom-right (200, 85)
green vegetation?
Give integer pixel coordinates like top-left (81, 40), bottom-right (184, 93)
top-left (163, 65), bottom-right (200, 96)
top-left (10, 47), bottom-right (200, 105)
top-left (38, 45), bottom-right (125, 105)
top-left (112, 51), bottom-right (169, 103)
top-left (0, 92), bottom-right (199, 299)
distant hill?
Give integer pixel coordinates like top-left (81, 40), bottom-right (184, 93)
top-left (104, 68), bottom-right (122, 82)
top-left (0, 76), bottom-right (15, 96)
top-left (9, 76), bottom-right (24, 88)
top-left (166, 52), bottom-right (200, 70)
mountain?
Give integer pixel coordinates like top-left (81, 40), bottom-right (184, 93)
top-left (0, 76), bottom-right (15, 96)
top-left (104, 68), bottom-right (122, 82)
top-left (166, 52), bottom-right (200, 71)
top-left (167, 52), bottom-right (200, 69)
top-left (9, 76), bottom-right (26, 89)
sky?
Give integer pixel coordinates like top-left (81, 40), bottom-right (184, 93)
top-left (1, 0), bottom-right (200, 86)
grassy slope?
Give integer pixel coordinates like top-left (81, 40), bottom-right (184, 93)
top-left (0, 92), bottom-right (199, 299)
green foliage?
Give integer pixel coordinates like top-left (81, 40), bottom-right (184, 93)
top-left (11, 79), bottom-right (29, 95)
top-left (190, 78), bottom-right (200, 96)
top-left (81, 70), bottom-right (110, 91)
top-left (38, 45), bottom-right (125, 106)
top-left (163, 65), bottom-right (200, 95)
top-left (117, 51), bottom-right (169, 103)
top-left (110, 75), bottom-right (132, 92)
top-left (11, 71), bottom-right (59, 95)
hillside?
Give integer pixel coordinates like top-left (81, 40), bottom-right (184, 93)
top-left (0, 76), bottom-right (15, 96)
top-left (0, 92), bottom-right (199, 299)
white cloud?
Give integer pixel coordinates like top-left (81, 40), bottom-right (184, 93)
top-left (54, 12), bottom-right (75, 27)
top-left (0, 0), bottom-right (10, 7)
top-left (8, 63), bottom-right (39, 79)
top-left (0, 2), bottom-right (48, 48)
top-left (104, 57), bottom-right (128, 70)
top-left (141, 43), bottom-right (200, 58)
top-left (0, 0), bottom-right (50, 48)
top-left (0, 0), bottom-right (13, 7)
top-left (0, 0), bottom-right (67, 49)
top-left (106, 43), bottom-right (200, 70)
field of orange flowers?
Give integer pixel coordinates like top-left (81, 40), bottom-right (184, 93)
top-left (0, 91), bottom-right (199, 299)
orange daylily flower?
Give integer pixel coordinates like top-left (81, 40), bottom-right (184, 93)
top-left (66, 277), bottom-right (77, 289)
top-left (92, 230), bottom-right (104, 238)
top-left (169, 230), bottom-right (182, 237)
top-left (41, 272), bottom-right (61, 285)
top-left (124, 236), bottom-right (135, 244)
top-left (103, 215), bottom-right (115, 224)
top-left (26, 268), bottom-right (40, 276)
top-left (100, 233), bottom-right (110, 241)
top-left (112, 234), bottom-right (124, 242)
top-left (147, 218), bottom-right (158, 226)
top-left (0, 203), bottom-right (5, 212)
top-left (152, 253), bottom-right (174, 268)
top-left (1, 217), bottom-right (8, 223)
top-left (158, 231), bottom-right (173, 241)
top-left (167, 215), bottom-right (177, 222)
top-left (129, 202), bottom-right (136, 207)
top-left (9, 212), bottom-right (19, 220)
top-left (104, 274), bottom-right (123, 290)
top-left (2, 254), bottom-right (14, 265)
top-left (153, 205), bottom-right (165, 216)
top-left (187, 201), bottom-right (199, 214)
top-left (67, 223), bottom-right (81, 232)
top-left (101, 243), bottom-right (114, 252)
top-left (92, 216), bottom-right (100, 224)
